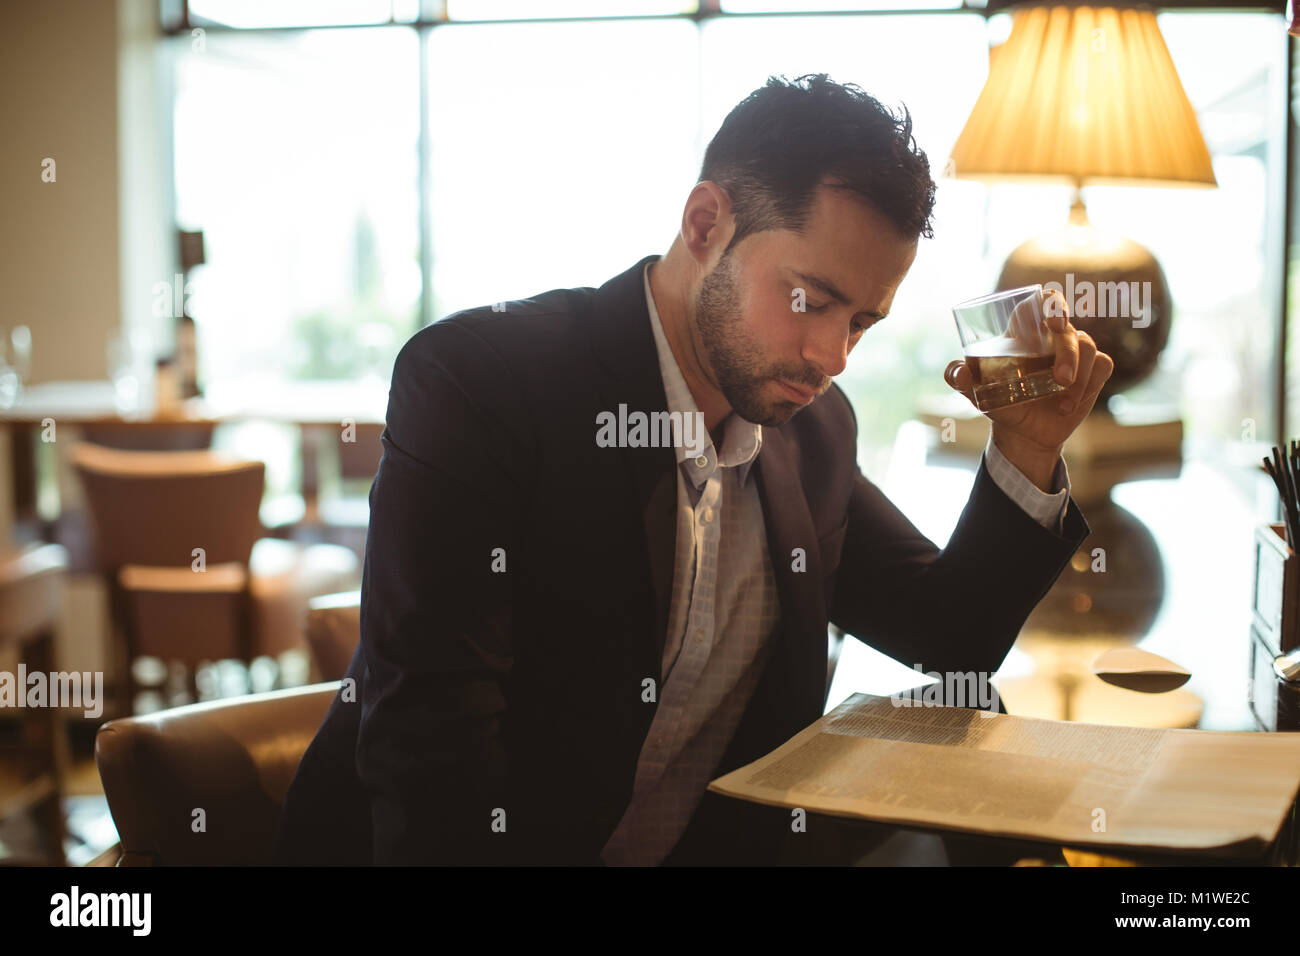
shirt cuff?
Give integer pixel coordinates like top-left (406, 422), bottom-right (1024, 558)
top-left (983, 435), bottom-right (1070, 534)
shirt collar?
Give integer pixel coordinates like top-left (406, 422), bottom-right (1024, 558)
top-left (643, 259), bottom-right (762, 489)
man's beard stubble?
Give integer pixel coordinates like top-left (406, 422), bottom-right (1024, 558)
top-left (693, 251), bottom-right (824, 427)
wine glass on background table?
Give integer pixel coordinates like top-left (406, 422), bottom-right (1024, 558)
top-left (107, 328), bottom-right (151, 418)
top-left (0, 325), bottom-right (31, 409)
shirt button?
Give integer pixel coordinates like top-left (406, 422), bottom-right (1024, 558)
top-left (701, 508), bottom-right (714, 523)
top-left (695, 455), bottom-right (708, 468)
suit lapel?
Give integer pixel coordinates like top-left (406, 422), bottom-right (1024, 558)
top-left (590, 256), bottom-right (678, 679)
top-left (753, 428), bottom-right (828, 719)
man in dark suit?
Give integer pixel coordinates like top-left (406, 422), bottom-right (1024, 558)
top-left (274, 73), bottom-right (1110, 866)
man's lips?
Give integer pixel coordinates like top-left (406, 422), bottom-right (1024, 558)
top-left (776, 380), bottom-right (819, 404)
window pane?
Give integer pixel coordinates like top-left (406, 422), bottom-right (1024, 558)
top-left (173, 27), bottom-right (420, 396)
top-left (189, 0), bottom-right (402, 28)
top-left (426, 20), bottom-right (699, 315)
top-left (445, 0), bottom-right (696, 19)
top-left (722, 0), bottom-right (961, 11)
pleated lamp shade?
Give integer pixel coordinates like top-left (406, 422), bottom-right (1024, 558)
top-left (949, 4), bottom-right (1217, 188)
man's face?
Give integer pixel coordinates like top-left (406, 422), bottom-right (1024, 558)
top-left (691, 183), bottom-right (918, 427)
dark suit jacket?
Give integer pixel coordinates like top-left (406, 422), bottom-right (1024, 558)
top-left (273, 254), bottom-right (1091, 866)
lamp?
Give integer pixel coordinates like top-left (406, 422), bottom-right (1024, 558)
top-left (943, 3), bottom-right (1221, 670)
top-left (948, 3), bottom-right (1216, 410)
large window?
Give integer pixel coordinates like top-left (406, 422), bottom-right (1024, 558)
top-left (168, 4), bottom-right (1290, 490)
top-left (173, 26), bottom-right (420, 396)
top-left (426, 18), bottom-right (700, 315)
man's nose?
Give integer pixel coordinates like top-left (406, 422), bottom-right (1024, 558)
top-left (801, 323), bottom-right (849, 380)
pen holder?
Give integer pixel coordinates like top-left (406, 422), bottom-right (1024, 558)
top-left (1249, 523), bottom-right (1300, 731)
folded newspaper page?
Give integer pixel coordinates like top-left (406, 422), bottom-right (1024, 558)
top-left (708, 692), bottom-right (1300, 856)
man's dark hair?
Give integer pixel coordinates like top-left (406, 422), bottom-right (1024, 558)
top-left (699, 73), bottom-right (936, 252)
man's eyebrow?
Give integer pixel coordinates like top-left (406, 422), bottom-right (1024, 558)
top-left (790, 270), bottom-right (888, 319)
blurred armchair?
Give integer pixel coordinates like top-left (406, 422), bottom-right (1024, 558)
top-left (94, 682), bottom-right (339, 865)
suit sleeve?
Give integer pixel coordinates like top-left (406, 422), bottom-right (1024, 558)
top-left (355, 317), bottom-right (533, 864)
top-left (829, 407), bottom-right (1090, 678)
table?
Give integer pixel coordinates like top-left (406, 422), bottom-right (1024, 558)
top-left (810, 418), bottom-right (1296, 864)
top-left (827, 419), bottom-right (1280, 734)
top-left (0, 379), bottom-right (389, 539)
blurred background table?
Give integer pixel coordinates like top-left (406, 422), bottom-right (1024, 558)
top-left (826, 416), bottom-right (1284, 734)
top-left (0, 378), bottom-right (388, 544)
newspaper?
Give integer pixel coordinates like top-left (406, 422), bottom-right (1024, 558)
top-left (708, 693), bottom-right (1300, 856)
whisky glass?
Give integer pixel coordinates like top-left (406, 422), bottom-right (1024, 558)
top-left (952, 285), bottom-right (1066, 413)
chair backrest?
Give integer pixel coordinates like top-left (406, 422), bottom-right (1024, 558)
top-left (95, 682), bottom-right (340, 865)
top-left (305, 590), bottom-right (360, 681)
top-left (69, 442), bottom-right (265, 571)
top-left (337, 422), bottom-right (384, 483)
top-left (79, 421), bottom-right (217, 452)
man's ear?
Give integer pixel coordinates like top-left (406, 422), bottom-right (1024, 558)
top-left (681, 180), bottom-right (735, 269)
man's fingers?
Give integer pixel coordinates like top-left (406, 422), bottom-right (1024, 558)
top-left (1061, 345), bottom-right (1114, 416)
top-left (1057, 337), bottom-right (1095, 414)
top-left (945, 359), bottom-right (974, 401)
top-left (1053, 323), bottom-right (1081, 386)
top-left (1007, 297), bottom-right (1049, 351)
top-left (1008, 289), bottom-right (1068, 353)
top-left (1081, 347), bottom-right (1114, 398)
top-left (1063, 330), bottom-right (1096, 390)
top-left (1043, 290), bottom-right (1070, 332)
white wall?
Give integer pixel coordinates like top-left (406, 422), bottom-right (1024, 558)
top-left (0, 0), bottom-right (173, 697)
